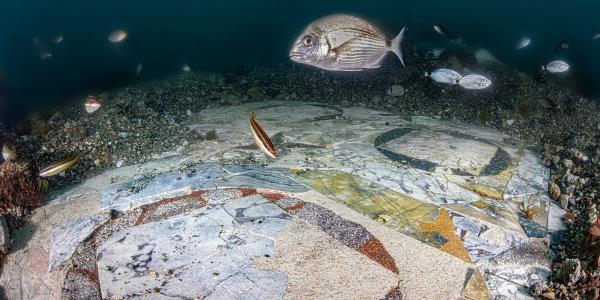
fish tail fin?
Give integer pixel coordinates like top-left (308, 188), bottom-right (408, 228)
top-left (390, 27), bottom-right (408, 67)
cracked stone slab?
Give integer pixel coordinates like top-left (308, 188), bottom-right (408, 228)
top-left (101, 163), bottom-right (306, 211)
top-left (480, 238), bottom-right (551, 289)
top-left (49, 211), bottom-right (110, 272)
top-left (96, 195), bottom-right (291, 299)
top-left (504, 150), bottom-right (550, 200)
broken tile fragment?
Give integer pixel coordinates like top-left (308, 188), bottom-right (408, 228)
top-left (49, 211), bottom-right (110, 272)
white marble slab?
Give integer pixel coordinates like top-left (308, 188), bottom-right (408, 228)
top-left (504, 150), bottom-right (550, 200)
top-left (100, 163), bottom-right (307, 211)
top-left (49, 212), bottom-right (110, 272)
top-left (96, 195), bottom-right (291, 299)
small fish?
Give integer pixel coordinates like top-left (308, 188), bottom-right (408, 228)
top-left (135, 63), bottom-right (143, 77)
top-left (515, 37), bottom-right (531, 49)
top-left (555, 40), bottom-right (570, 49)
top-left (592, 32), bottom-right (600, 40)
top-left (433, 24), bottom-right (455, 37)
top-left (2, 143), bottom-right (17, 162)
top-left (33, 36), bottom-right (52, 60)
top-left (85, 95), bottom-right (101, 113)
top-left (289, 14), bottom-right (407, 71)
top-left (40, 52), bottom-right (52, 60)
top-left (39, 156), bottom-right (80, 177)
top-left (425, 68), bottom-right (462, 85)
top-left (182, 64), bottom-right (191, 72)
top-left (458, 74), bottom-right (492, 89)
top-left (542, 60), bottom-right (569, 73)
top-left (108, 29), bottom-right (127, 43)
top-left (53, 35), bottom-right (64, 44)
top-left (250, 112), bottom-right (276, 158)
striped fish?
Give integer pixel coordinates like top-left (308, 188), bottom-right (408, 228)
top-left (39, 156), bottom-right (80, 177)
top-left (249, 112), bottom-right (277, 158)
top-left (289, 14), bottom-right (407, 71)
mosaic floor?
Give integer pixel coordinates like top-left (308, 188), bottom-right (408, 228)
top-left (0, 101), bottom-right (565, 299)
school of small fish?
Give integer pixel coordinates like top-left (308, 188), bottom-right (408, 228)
top-left (425, 68), bottom-right (491, 90)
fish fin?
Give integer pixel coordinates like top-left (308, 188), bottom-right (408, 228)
top-left (330, 38), bottom-right (356, 56)
top-left (390, 27), bottom-right (407, 67)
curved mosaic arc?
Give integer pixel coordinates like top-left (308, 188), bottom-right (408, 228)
top-left (61, 188), bottom-right (399, 299)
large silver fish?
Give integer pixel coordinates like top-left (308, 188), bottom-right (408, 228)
top-left (289, 14), bottom-right (407, 71)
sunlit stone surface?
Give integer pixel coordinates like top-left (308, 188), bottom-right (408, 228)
top-left (0, 101), bottom-right (559, 299)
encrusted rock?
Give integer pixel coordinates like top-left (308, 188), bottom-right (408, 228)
top-left (529, 279), bottom-right (547, 297)
top-left (560, 258), bottom-right (582, 286)
top-left (0, 214), bottom-right (9, 254)
top-left (0, 161), bottom-right (44, 215)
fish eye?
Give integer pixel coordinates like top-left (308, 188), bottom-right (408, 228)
top-left (302, 35), bottom-right (314, 46)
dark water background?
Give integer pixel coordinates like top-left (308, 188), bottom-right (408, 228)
top-left (0, 0), bottom-right (598, 122)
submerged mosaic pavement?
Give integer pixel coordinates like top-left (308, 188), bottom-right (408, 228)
top-left (1, 101), bottom-right (562, 299)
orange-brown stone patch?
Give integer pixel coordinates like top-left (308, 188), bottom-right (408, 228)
top-left (281, 201), bottom-right (306, 214)
top-left (357, 237), bottom-right (399, 274)
top-left (239, 188), bottom-right (257, 197)
top-left (136, 190), bottom-right (207, 225)
top-left (258, 190), bottom-right (287, 202)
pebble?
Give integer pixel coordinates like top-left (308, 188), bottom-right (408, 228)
top-left (186, 109), bottom-right (192, 116)
top-left (506, 119), bottom-right (515, 126)
top-left (541, 291), bottom-right (556, 299)
top-left (560, 258), bottom-right (582, 286)
top-left (93, 159), bottom-right (101, 167)
top-left (563, 159), bottom-right (574, 170)
top-left (116, 160), bottom-right (124, 168)
top-left (559, 194), bottom-right (571, 209)
top-left (386, 85), bottom-right (405, 97)
top-left (549, 181), bottom-right (561, 200)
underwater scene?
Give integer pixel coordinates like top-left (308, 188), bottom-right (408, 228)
top-left (1, 0), bottom-right (600, 299)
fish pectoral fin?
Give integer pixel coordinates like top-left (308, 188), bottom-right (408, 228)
top-left (330, 38), bottom-right (357, 56)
